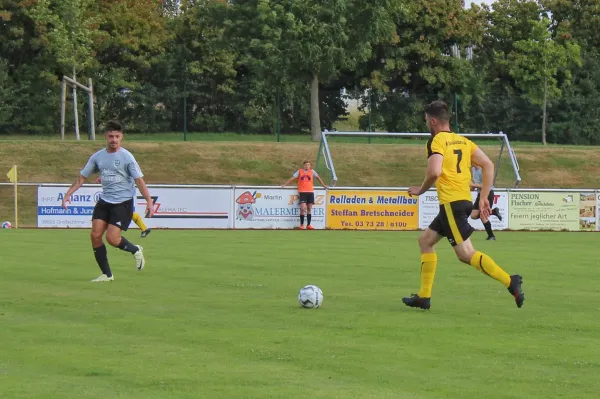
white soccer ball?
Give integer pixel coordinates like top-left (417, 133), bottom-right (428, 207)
top-left (298, 285), bottom-right (324, 308)
top-left (2, 221), bottom-right (12, 229)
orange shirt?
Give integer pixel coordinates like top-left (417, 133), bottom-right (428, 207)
top-left (297, 169), bottom-right (314, 193)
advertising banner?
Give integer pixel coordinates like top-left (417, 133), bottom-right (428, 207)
top-left (137, 187), bottom-right (232, 229)
top-left (38, 186), bottom-right (105, 229)
top-left (418, 191), bottom-right (509, 230)
top-left (418, 191), bottom-right (441, 229)
top-left (579, 193), bottom-right (595, 231)
top-left (233, 188), bottom-right (326, 229)
top-left (468, 191), bottom-right (509, 231)
top-left (327, 190), bottom-right (418, 230)
top-left (509, 192), bottom-right (579, 231)
top-left (38, 186), bottom-right (232, 229)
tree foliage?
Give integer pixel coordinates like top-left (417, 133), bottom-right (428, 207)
top-left (0, 0), bottom-right (598, 144)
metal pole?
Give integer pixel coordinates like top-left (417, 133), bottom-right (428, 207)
top-left (72, 68), bottom-right (80, 140)
top-left (60, 79), bottom-right (66, 140)
top-left (368, 90), bottom-right (372, 144)
top-left (494, 138), bottom-right (505, 187)
top-left (183, 79), bottom-right (187, 142)
top-left (276, 87), bottom-right (281, 143)
top-left (316, 134), bottom-right (324, 171)
top-left (88, 78), bottom-right (95, 140)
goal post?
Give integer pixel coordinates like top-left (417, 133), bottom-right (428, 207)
top-left (60, 74), bottom-right (96, 141)
top-left (316, 131), bottom-right (522, 188)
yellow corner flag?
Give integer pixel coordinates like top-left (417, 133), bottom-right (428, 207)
top-left (7, 165), bottom-right (17, 183)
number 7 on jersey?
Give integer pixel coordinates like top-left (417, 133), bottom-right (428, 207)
top-left (453, 149), bottom-right (463, 173)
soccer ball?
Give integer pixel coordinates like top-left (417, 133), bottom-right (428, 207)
top-left (2, 221), bottom-right (12, 229)
top-left (298, 285), bottom-right (323, 308)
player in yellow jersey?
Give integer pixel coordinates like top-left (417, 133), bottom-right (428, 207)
top-left (403, 101), bottom-right (524, 310)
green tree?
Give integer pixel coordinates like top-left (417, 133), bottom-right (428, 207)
top-left (0, 60), bottom-right (16, 129)
top-left (358, 0), bottom-right (485, 132)
top-left (26, 0), bottom-right (101, 74)
top-left (0, 0), bottom-right (65, 134)
top-left (542, 0), bottom-right (600, 144)
top-left (228, 0), bottom-right (395, 140)
top-left (507, 17), bottom-right (581, 144)
top-left (93, 0), bottom-right (170, 129)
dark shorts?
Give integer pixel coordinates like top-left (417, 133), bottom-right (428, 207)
top-left (429, 200), bottom-right (474, 247)
top-left (473, 190), bottom-right (495, 210)
top-left (298, 192), bottom-right (315, 204)
top-left (92, 198), bottom-right (134, 231)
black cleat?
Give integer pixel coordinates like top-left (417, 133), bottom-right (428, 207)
top-left (492, 207), bottom-right (503, 221)
top-left (402, 294), bottom-right (431, 310)
top-left (486, 236), bottom-right (496, 241)
top-left (141, 228), bottom-right (152, 238)
top-left (507, 275), bottom-right (525, 308)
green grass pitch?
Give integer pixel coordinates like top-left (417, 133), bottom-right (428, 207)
top-left (1, 229), bottom-right (599, 399)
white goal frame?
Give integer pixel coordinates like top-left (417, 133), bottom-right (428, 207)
top-left (317, 131), bottom-right (522, 188)
top-left (60, 73), bottom-right (96, 141)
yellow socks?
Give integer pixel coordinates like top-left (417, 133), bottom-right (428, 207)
top-left (469, 251), bottom-right (511, 288)
top-left (132, 212), bottom-right (147, 231)
top-left (418, 253), bottom-right (438, 298)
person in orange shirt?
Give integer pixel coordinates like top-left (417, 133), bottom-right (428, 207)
top-left (281, 160), bottom-right (328, 229)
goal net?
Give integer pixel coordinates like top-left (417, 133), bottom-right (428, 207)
top-left (315, 131), bottom-right (522, 188)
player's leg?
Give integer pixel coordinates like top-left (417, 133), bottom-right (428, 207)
top-left (480, 212), bottom-right (496, 240)
top-left (402, 214), bottom-right (444, 310)
top-left (448, 201), bottom-right (524, 307)
top-left (106, 200), bottom-right (145, 270)
top-left (298, 194), bottom-right (307, 229)
top-left (489, 190), bottom-right (503, 221)
top-left (132, 212), bottom-right (151, 237)
top-left (306, 194), bottom-right (315, 229)
top-left (470, 194), bottom-right (481, 220)
top-left (417, 228), bottom-right (443, 297)
top-left (453, 239), bottom-right (524, 307)
top-left (90, 201), bottom-right (114, 282)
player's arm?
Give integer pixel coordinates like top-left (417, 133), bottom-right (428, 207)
top-left (281, 171), bottom-right (298, 187)
top-left (127, 158), bottom-right (154, 217)
top-left (411, 154), bottom-right (443, 196)
top-left (314, 172), bottom-right (329, 189)
top-left (471, 147), bottom-right (494, 215)
top-left (62, 175), bottom-right (87, 209)
top-left (134, 177), bottom-right (155, 218)
top-left (63, 156), bottom-right (96, 208)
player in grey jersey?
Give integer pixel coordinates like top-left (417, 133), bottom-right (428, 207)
top-left (470, 165), bottom-right (502, 240)
top-left (62, 120), bottom-right (155, 282)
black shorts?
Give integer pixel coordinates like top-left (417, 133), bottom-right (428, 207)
top-left (298, 192), bottom-right (315, 204)
top-left (473, 190), bottom-right (495, 210)
top-left (92, 198), bottom-right (134, 231)
top-left (429, 200), bottom-right (474, 246)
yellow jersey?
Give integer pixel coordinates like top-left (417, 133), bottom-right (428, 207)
top-left (426, 131), bottom-right (478, 205)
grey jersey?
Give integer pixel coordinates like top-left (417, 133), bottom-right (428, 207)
top-left (471, 167), bottom-right (493, 191)
top-left (80, 148), bottom-right (143, 204)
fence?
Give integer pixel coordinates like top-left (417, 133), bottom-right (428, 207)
top-left (1, 183), bottom-right (597, 231)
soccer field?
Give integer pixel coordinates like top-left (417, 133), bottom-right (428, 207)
top-left (1, 229), bottom-right (598, 399)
